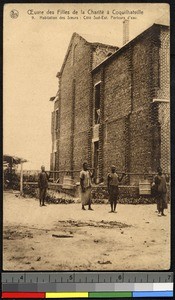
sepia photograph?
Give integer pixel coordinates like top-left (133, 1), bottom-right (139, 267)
top-left (3, 3), bottom-right (170, 271)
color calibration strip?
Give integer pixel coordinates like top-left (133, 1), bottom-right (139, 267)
top-left (1, 291), bottom-right (173, 298)
top-left (1, 272), bottom-right (173, 298)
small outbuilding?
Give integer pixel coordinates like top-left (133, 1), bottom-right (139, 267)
top-left (3, 154), bottom-right (27, 194)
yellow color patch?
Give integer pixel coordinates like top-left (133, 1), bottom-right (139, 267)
top-left (46, 292), bottom-right (88, 298)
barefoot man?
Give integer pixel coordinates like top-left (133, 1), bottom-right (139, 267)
top-left (38, 165), bottom-right (49, 207)
top-left (154, 167), bottom-right (168, 216)
top-left (107, 165), bottom-right (125, 213)
top-left (80, 162), bottom-right (94, 211)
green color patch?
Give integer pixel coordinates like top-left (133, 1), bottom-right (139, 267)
top-left (89, 292), bottom-right (132, 298)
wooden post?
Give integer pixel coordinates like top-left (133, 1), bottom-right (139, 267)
top-left (20, 162), bottom-right (23, 195)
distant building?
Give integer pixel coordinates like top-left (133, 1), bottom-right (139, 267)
top-left (50, 23), bottom-right (170, 185)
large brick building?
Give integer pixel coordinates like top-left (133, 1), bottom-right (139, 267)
top-left (50, 23), bottom-right (170, 185)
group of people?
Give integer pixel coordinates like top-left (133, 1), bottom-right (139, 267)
top-left (80, 162), bottom-right (125, 212)
top-left (38, 163), bottom-right (168, 216)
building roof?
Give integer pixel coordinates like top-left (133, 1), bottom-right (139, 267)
top-left (78, 32), bottom-right (118, 48)
top-left (57, 32), bottom-right (118, 77)
top-left (3, 154), bottom-right (27, 165)
top-left (56, 22), bottom-right (169, 78)
top-left (92, 23), bottom-right (169, 73)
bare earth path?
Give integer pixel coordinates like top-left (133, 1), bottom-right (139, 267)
top-left (3, 192), bottom-right (170, 271)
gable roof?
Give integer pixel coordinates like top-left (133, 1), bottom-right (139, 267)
top-left (79, 32), bottom-right (118, 49)
top-left (56, 32), bottom-right (118, 77)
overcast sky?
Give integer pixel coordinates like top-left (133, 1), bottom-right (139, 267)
top-left (3, 3), bottom-right (169, 170)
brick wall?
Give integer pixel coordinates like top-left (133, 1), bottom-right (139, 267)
top-left (157, 27), bottom-right (170, 100)
top-left (59, 51), bottom-right (74, 172)
top-left (102, 51), bottom-right (132, 182)
top-left (51, 25), bottom-right (169, 186)
top-left (92, 44), bottom-right (117, 69)
top-left (92, 25), bottom-right (169, 185)
top-left (72, 37), bottom-right (93, 182)
top-left (128, 29), bottom-right (160, 184)
top-left (158, 102), bottom-right (170, 173)
top-left (101, 34), bottom-right (154, 183)
top-left (57, 34), bottom-right (93, 183)
top-left (51, 34), bottom-right (120, 183)
top-left (156, 27), bottom-right (170, 174)
top-left (129, 106), bottom-right (154, 184)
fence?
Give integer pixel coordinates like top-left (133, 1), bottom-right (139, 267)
top-left (17, 170), bottom-right (170, 183)
top-left (4, 168), bottom-right (170, 197)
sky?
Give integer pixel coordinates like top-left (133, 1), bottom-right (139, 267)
top-left (3, 3), bottom-right (169, 170)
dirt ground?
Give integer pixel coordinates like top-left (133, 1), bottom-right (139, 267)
top-left (3, 192), bottom-right (170, 271)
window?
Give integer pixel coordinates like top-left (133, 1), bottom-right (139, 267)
top-left (93, 141), bottom-right (99, 184)
top-left (55, 109), bottom-right (59, 131)
top-left (94, 83), bottom-right (101, 124)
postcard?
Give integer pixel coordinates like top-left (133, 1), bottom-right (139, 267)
top-left (3, 3), bottom-right (170, 271)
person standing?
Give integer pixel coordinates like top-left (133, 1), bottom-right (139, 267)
top-left (154, 167), bottom-right (167, 216)
top-left (80, 162), bottom-right (94, 211)
top-left (107, 165), bottom-right (125, 213)
top-left (38, 165), bottom-right (49, 207)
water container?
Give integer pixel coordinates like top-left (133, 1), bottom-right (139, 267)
top-left (139, 179), bottom-right (151, 195)
top-left (62, 175), bottom-right (74, 190)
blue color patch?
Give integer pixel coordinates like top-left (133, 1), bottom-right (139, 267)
top-left (133, 291), bottom-right (173, 297)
